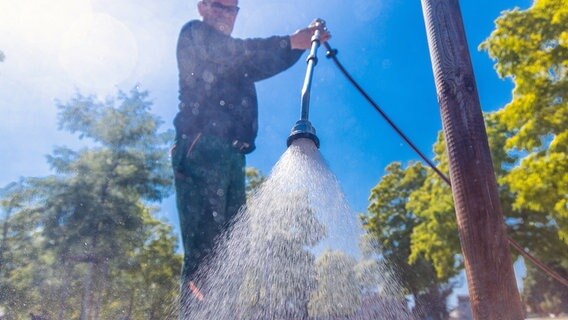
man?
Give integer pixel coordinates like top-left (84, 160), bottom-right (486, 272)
top-left (172, 0), bottom-right (330, 308)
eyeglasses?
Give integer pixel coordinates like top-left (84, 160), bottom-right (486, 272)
top-left (204, 1), bottom-right (240, 15)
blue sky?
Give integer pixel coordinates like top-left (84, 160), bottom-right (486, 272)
top-left (0, 0), bottom-right (533, 307)
top-left (0, 0), bottom-right (533, 213)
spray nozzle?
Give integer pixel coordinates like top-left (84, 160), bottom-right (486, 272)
top-left (287, 120), bottom-right (320, 148)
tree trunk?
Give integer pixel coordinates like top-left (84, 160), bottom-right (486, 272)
top-left (126, 287), bottom-right (136, 320)
top-left (93, 261), bottom-right (109, 320)
top-left (80, 233), bottom-right (100, 320)
top-left (80, 261), bottom-right (97, 320)
top-left (0, 207), bottom-right (12, 275)
top-left (58, 261), bottom-right (73, 320)
top-left (420, 0), bottom-right (524, 319)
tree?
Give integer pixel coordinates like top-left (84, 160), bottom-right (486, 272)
top-left (480, 0), bottom-right (568, 313)
top-left (238, 190), bottom-right (326, 319)
top-left (362, 112), bottom-right (564, 315)
top-left (35, 88), bottom-right (174, 319)
top-left (355, 234), bottom-right (393, 297)
top-left (0, 180), bottom-right (58, 319)
top-left (361, 160), bottom-right (454, 319)
top-left (523, 261), bottom-right (568, 315)
top-left (0, 181), bottom-right (25, 276)
top-left (0, 87), bottom-right (183, 319)
top-left (406, 133), bottom-right (462, 283)
top-left (97, 210), bottom-right (181, 320)
top-left (308, 250), bottom-right (361, 319)
top-left (367, 0), bottom-right (568, 314)
top-left (394, 114), bottom-right (567, 314)
top-left (480, 0), bottom-right (567, 243)
top-left (245, 167), bottom-right (266, 199)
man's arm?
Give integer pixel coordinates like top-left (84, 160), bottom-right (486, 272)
top-left (179, 21), bottom-right (330, 82)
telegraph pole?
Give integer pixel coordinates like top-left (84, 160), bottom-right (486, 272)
top-left (420, 0), bottom-right (524, 318)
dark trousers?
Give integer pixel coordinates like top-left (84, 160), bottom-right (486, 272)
top-left (172, 134), bottom-right (246, 313)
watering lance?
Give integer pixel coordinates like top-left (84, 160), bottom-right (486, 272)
top-left (286, 21), bottom-right (326, 148)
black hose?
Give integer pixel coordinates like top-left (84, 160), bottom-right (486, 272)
top-left (322, 41), bottom-right (568, 289)
top-left (322, 42), bottom-right (451, 185)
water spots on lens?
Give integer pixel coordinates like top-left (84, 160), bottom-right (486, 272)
top-left (202, 70), bottom-right (215, 83)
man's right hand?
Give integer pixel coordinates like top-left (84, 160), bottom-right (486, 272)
top-left (290, 19), bottom-right (331, 50)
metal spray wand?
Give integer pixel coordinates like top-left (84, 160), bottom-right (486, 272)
top-left (286, 21), bottom-right (325, 148)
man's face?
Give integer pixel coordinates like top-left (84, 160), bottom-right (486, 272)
top-left (198, 0), bottom-right (239, 35)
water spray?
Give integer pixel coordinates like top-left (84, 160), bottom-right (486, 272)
top-left (286, 21), bottom-right (325, 148)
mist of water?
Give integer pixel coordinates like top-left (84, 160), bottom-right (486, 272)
top-left (166, 138), bottom-right (414, 319)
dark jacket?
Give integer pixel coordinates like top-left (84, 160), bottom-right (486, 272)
top-left (175, 20), bottom-right (304, 154)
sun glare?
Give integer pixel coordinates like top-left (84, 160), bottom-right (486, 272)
top-left (58, 12), bottom-right (139, 93)
top-left (0, 0), bottom-right (92, 50)
top-left (0, 0), bottom-right (138, 95)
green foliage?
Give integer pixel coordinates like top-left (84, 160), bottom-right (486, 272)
top-left (522, 260), bottom-right (568, 315)
top-left (238, 191), bottom-right (326, 318)
top-left (480, 1), bottom-right (568, 312)
top-left (361, 159), bottom-right (454, 318)
top-left (479, 0), bottom-right (567, 149)
top-left (407, 133), bottom-right (460, 282)
top-left (0, 180), bottom-right (53, 319)
top-left (55, 89), bottom-right (173, 201)
top-left (364, 0), bottom-right (567, 315)
top-left (377, 112), bottom-right (566, 314)
top-left (245, 167), bottom-right (266, 199)
top-left (308, 250), bottom-right (361, 318)
top-left (480, 0), bottom-right (568, 243)
top-left (98, 209), bottom-right (182, 320)
top-left (0, 88), bottom-right (182, 319)
top-left (354, 234), bottom-right (397, 298)
top-left (367, 0), bottom-right (568, 312)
